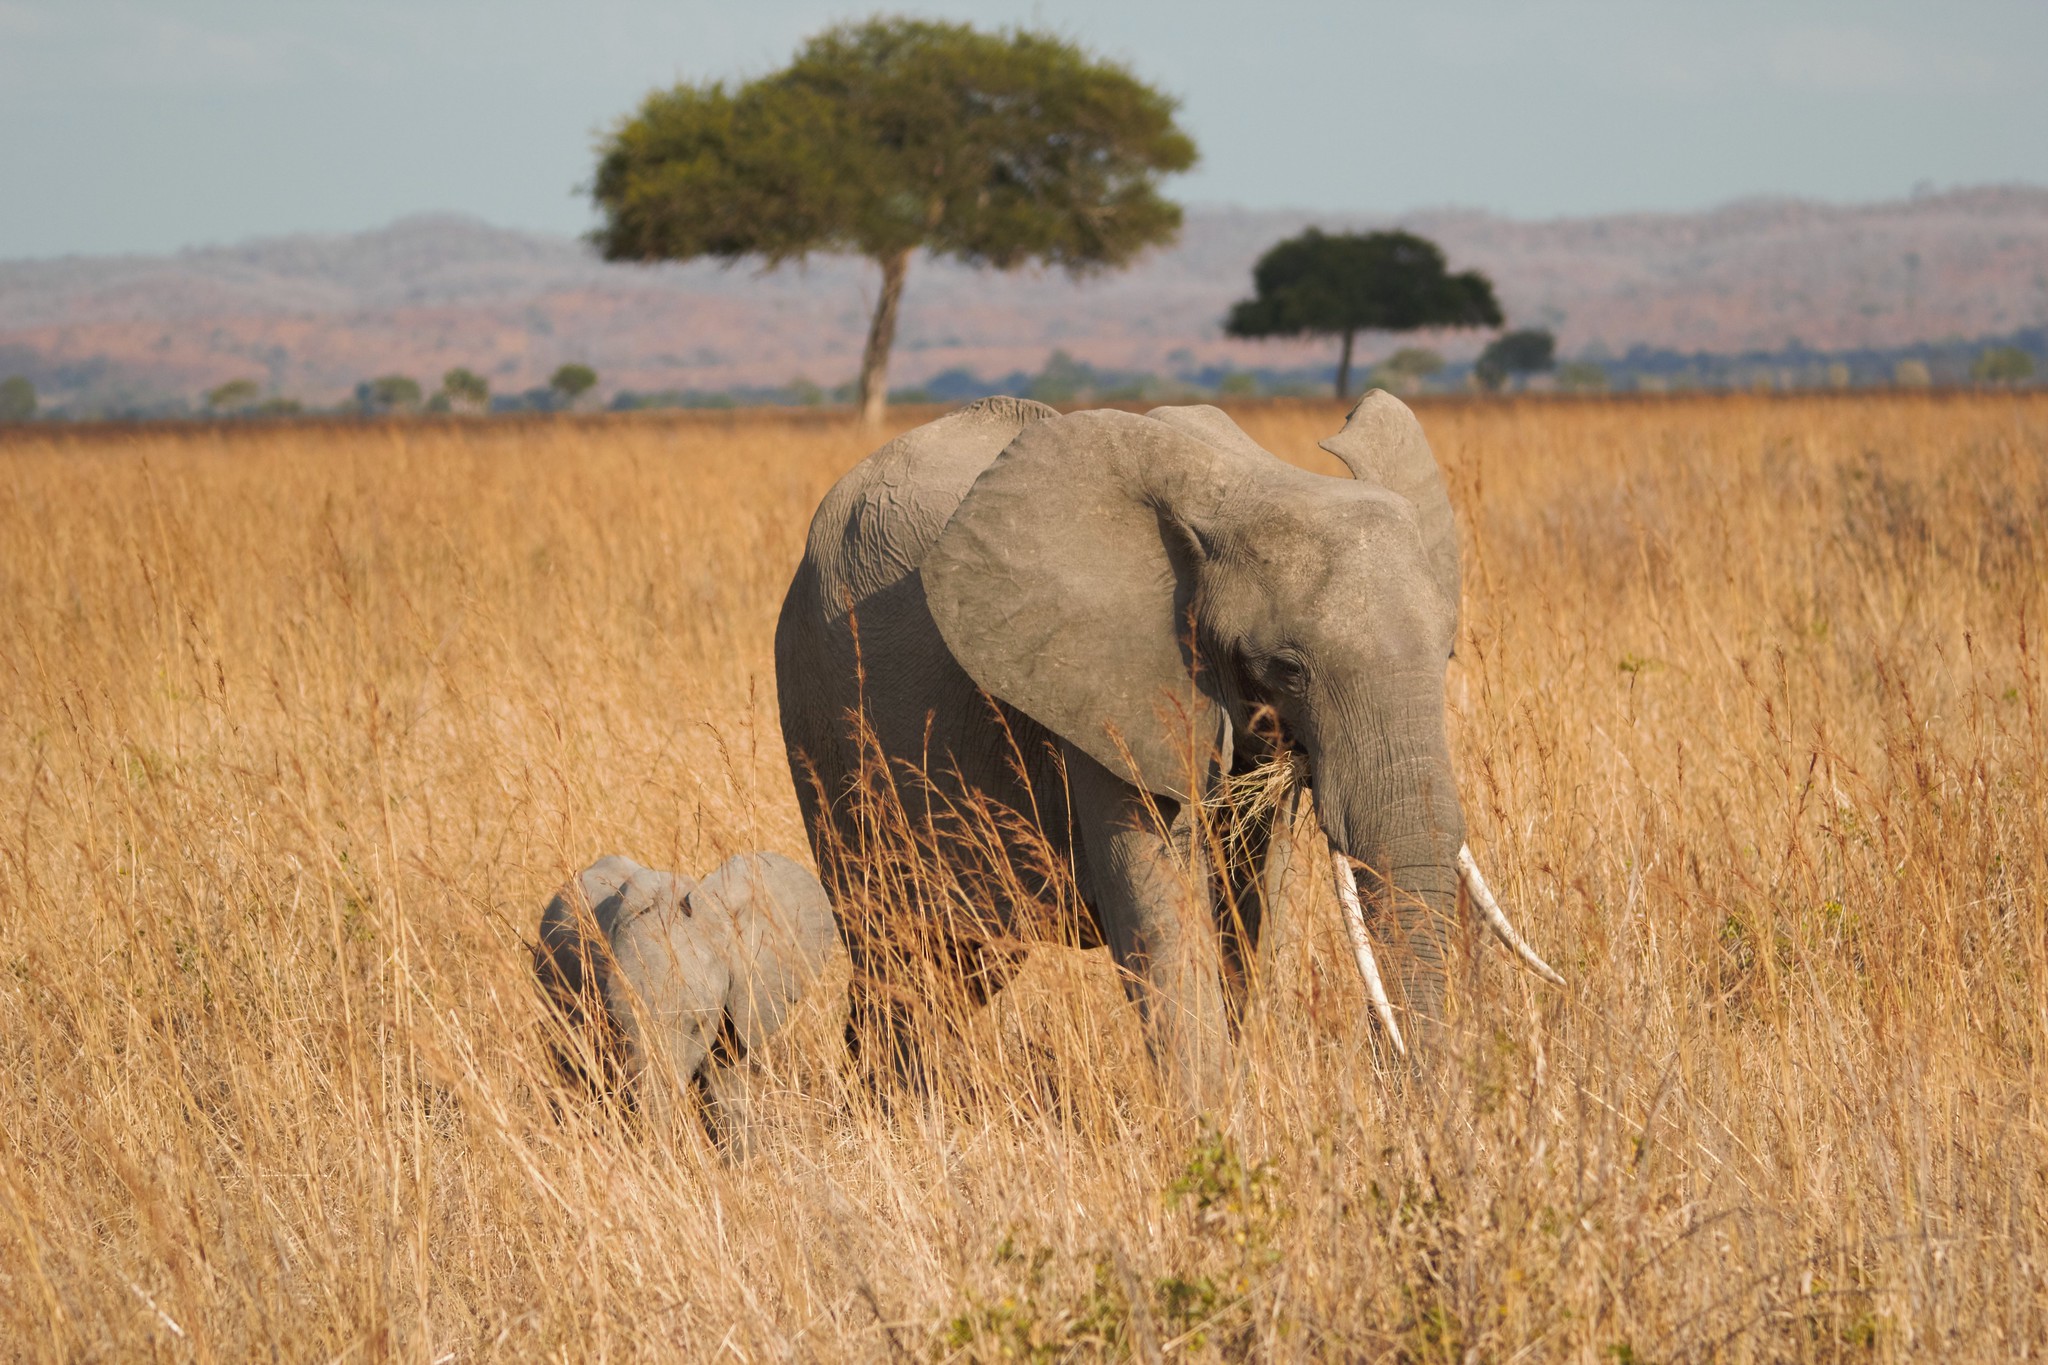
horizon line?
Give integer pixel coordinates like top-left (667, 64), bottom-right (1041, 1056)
top-left (6, 179), bottom-right (2045, 268)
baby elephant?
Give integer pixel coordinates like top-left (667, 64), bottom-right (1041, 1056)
top-left (535, 851), bottom-right (838, 1134)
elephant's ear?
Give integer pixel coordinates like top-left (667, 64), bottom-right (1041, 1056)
top-left (923, 409), bottom-right (1239, 798)
top-left (577, 855), bottom-right (694, 927)
top-left (687, 852), bottom-right (837, 1054)
top-left (1318, 392), bottom-right (1461, 629)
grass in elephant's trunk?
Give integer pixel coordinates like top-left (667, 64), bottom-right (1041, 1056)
top-left (0, 394), bottom-right (2044, 1361)
top-left (1203, 749), bottom-right (1304, 839)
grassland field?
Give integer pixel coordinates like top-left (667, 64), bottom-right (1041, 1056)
top-left (1, 393), bottom-right (2044, 1362)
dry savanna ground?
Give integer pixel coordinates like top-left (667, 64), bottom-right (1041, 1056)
top-left (1, 394), bottom-right (2044, 1362)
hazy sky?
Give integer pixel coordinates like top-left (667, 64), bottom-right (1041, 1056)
top-left (4, 0), bottom-right (2045, 259)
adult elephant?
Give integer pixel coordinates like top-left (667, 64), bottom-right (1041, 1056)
top-left (774, 394), bottom-right (1555, 1103)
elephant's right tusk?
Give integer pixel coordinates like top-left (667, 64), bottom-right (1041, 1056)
top-left (1332, 851), bottom-right (1406, 1057)
top-left (1459, 844), bottom-right (1566, 986)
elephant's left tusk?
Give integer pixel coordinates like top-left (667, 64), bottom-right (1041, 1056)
top-left (1459, 844), bottom-right (1566, 986)
top-left (1332, 851), bottom-right (1406, 1057)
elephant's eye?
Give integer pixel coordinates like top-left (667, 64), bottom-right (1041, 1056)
top-left (1266, 653), bottom-right (1307, 691)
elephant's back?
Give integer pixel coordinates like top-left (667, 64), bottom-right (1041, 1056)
top-left (799, 396), bottom-right (1059, 619)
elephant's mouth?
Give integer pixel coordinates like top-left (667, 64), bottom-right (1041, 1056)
top-left (1236, 701), bottom-right (1295, 766)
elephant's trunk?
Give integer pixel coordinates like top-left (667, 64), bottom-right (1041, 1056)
top-left (1313, 736), bottom-right (1466, 1050)
top-left (1314, 763), bottom-right (1569, 1063)
top-left (1302, 669), bottom-right (1564, 1056)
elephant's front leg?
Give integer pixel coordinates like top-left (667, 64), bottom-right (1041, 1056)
top-left (1069, 751), bottom-right (1230, 1112)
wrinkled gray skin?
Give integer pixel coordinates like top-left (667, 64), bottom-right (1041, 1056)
top-left (535, 852), bottom-right (839, 1133)
top-left (775, 394), bottom-right (1465, 1103)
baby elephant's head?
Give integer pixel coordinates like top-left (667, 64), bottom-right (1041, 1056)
top-left (534, 851), bottom-right (839, 1105)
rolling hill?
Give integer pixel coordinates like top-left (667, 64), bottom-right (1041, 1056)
top-left (4, 184), bottom-right (2046, 407)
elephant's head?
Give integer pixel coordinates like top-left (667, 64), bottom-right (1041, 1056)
top-left (923, 395), bottom-right (1473, 1042)
top-left (536, 852), bottom-right (839, 1096)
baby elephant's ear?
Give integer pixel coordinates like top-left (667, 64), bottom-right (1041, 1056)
top-left (687, 852), bottom-right (838, 1054)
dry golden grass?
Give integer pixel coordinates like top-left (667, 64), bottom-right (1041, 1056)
top-left (2, 395), bottom-right (2044, 1362)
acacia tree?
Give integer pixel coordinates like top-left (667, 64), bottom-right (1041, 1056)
top-left (205, 377), bottom-right (262, 413)
top-left (1225, 229), bottom-right (1500, 399)
top-left (591, 18), bottom-right (1196, 425)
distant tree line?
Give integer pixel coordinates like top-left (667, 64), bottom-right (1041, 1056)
top-left (4, 323), bottom-right (2042, 424)
top-left (3, 362), bottom-right (608, 422)
top-left (340, 364), bottom-right (598, 415)
top-left (599, 327), bottom-right (2045, 412)
top-left (4, 325), bottom-right (2041, 424)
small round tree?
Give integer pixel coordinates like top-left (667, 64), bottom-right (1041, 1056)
top-left (1474, 329), bottom-right (1556, 392)
top-left (441, 367), bottom-right (491, 412)
top-left (0, 376), bottom-right (35, 423)
top-left (1225, 229), bottom-right (1500, 399)
top-left (1971, 346), bottom-right (2035, 386)
top-left (205, 378), bottom-right (262, 413)
top-left (591, 18), bottom-right (1196, 426)
top-left (356, 375), bottom-right (423, 414)
top-left (1555, 359), bottom-right (1608, 392)
top-left (549, 364), bottom-right (598, 409)
top-left (1372, 347), bottom-right (1445, 394)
